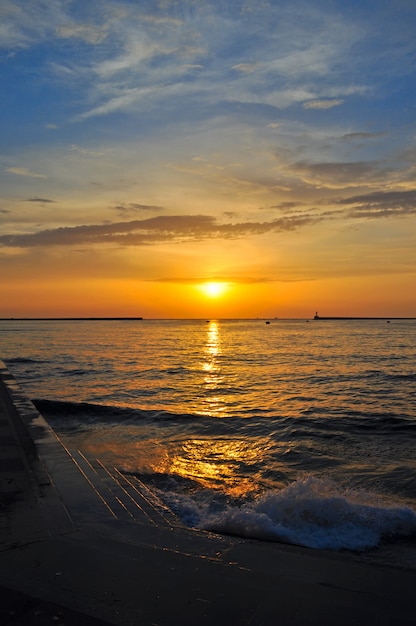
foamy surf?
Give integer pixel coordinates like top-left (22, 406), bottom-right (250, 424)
top-left (164, 476), bottom-right (416, 551)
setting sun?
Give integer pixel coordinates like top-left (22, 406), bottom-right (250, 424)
top-left (199, 282), bottom-right (229, 298)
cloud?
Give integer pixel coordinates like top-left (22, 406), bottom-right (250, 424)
top-left (139, 15), bottom-right (183, 27)
top-left (26, 197), bottom-right (56, 203)
top-left (114, 203), bottom-right (165, 215)
top-left (0, 3), bottom-right (32, 49)
top-left (39, 1), bottom-right (367, 122)
top-left (341, 132), bottom-right (384, 140)
top-left (270, 202), bottom-right (304, 211)
top-left (302, 99), bottom-right (344, 110)
top-left (266, 48), bottom-right (331, 79)
top-left (337, 189), bottom-right (416, 218)
top-left (288, 160), bottom-right (389, 188)
top-left (1, 0), bottom-right (410, 130)
top-left (148, 275), bottom-right (306, 285)
top-left (69, 145), bottom-right (106, 157)
top-left (6, 167), bottom-right (47, 179)
top-left (181, 64), bottom-right (204, 72)
top-left (0, 214), bottom-right (322, 249)
top-left (0, 0), bottom-right (74, 49)
top-left (232, 63), bottom-right (259, 73)
top-left (339, 189), bottom-right (416, 206)
top-left (93, 39), bottom-right (161, 80)
top-left (1, 187), bottom-right (415, 254)
top-left (75, 86), bottom-right (157, 120)
top-left (56, 23), bottom-right (109, 45)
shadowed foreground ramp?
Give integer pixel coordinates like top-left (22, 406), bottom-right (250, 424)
top-left (1, 360), bottom-right (415, 625)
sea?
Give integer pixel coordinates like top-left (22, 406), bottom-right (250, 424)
top-left (1, 318), bottom-right (416, 565)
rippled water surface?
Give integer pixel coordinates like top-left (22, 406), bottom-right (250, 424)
top-left (1, 318), bottom-right (416, 554)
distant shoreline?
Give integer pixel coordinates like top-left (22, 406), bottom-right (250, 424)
top-left (0, 316), bottom-right (415, 321)
top-left (0, 317), bottom-right (144, 321)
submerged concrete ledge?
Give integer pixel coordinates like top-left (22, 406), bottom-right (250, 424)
top-left (1, 360), bottom-right (416, 625)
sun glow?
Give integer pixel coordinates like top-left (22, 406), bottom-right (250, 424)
top-left (199, 282), bottom-right (228, 298)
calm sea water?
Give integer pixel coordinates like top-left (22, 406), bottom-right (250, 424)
top-left (1, 318), bottom-right (416, 558)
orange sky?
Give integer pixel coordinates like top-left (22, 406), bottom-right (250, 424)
top-left (1, 1), bottom-right (416, 318)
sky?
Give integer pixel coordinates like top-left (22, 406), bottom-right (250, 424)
top-left (1, 0), bottom-right (416, 318)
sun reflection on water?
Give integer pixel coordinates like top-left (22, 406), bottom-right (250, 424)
top-left (204, 320), bottom-right (221, 365)
top-left (166, 437), bottom-right (270, 496)
top-left (75, 432), bottom-right (271, 497)
top-left (200, 320), bottom-right (227, 417)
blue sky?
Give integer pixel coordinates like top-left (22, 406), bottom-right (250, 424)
top-left (1, 0), bottom-right (416, 317)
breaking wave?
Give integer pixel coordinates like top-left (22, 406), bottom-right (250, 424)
top-left (160, 475), bottom-right (416, 551)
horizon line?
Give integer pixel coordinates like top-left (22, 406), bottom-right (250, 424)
top-left (1, 316), bottom-right (415, 321)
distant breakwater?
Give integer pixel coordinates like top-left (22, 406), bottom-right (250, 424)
top-left (313, 316), bottom-right (414, 320)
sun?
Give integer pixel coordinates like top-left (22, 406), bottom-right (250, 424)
top-left (199, 282), bottom-right (228, 298)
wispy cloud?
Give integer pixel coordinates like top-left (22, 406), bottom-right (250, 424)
top-left (0, 214), bottom-right (322, 249)
top-left (56, 23), bottom-right (109, 45)
top-left (337, 189), bottom-right (416, 218)
top-left (26, 197), bottom-right (56, 203)
top-left (148, 275), bottom-right (306, 285)
top-left (75, 86), bottom-right (159, 120)
top-left (114, 203), bottom-right (165, 216)
top-left (270, 202), bottom-right (304, 212)
top-left (341, 132), bottom-right (385, 140)
top-left (41, 2), bottom-right (369, 122)
top-left (2, 0), bottom-right (412, 126)
top-left (303, 99), bottom-right (344, 110)
top-left (69, 145), bottom-right (106, 157)
top-left (232, 63), bottom-right (259, 74)
top-left (6, 167), bottom-right (47, 179)
top-left (0, 0), bottom-right (72, 49)
top-left (287, 160), bottom-right (390, 189)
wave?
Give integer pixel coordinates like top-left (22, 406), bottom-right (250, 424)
top-left (33, 398), bottom-right (416, 439)
top-left (33, 397), bottom-right (416, 550)
top-left (62, 368), bottom-right (88, 377)
top-left (159, 475), bottom-right (416, 551)
top-left (388, 373), bottom-right (416, 382)
top-left (5, 356), bottom-right (48, 364)
top-left (362, 368), bottom-right (415, 379)
top-left (33, 398), bottom-right (212, 428)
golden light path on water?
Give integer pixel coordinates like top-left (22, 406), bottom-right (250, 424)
top-left (154, 321), bottom-right (271, 496)
top-left (201, 321), bottom-right (224, 417)
top-left (73, 320), bottom-right (273, 496)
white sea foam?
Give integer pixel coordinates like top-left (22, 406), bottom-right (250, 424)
top-left (187, 476), bottom-right (416, 551)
